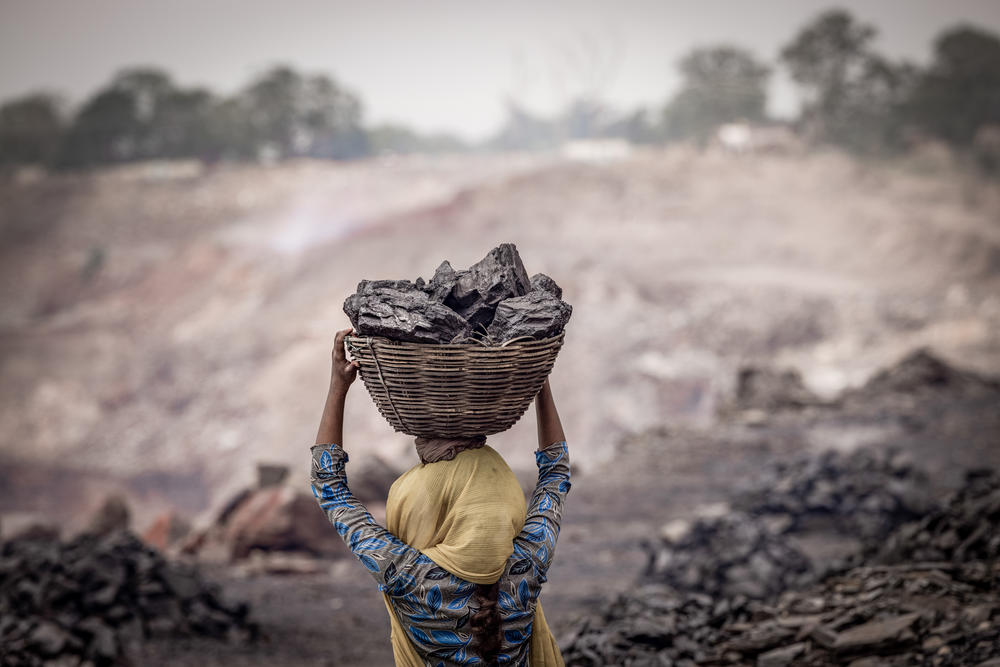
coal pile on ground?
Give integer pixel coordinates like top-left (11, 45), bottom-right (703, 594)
top-left (731, 366), bottom-right (824, 413)
top-left (735, 447), bottom-right (933, 541)
top-left (559, 584), bottom-right (757, 667)
top-left (873, 469), bottom-right (1000, 567)
top-left (0, 530), bottom-right (256, 666)
top-left (711, 562), bottom-right (1000, 666)
top-left (846, 349), bottom-right (1000, 403)
top-left (562, 467), bottom-right (1000, 667)
top-left (343, 243), bottom-right (572, 343)
top-left (643, 512), bottom-right (814, 601)
top-left (640, 447), bottom-right (932, 605)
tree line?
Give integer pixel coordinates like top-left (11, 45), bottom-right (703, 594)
top-left (2, 8), bottom-right (999, 170)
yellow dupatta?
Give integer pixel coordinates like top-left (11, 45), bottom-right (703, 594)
top-left (382, 445), bottom-right (564, 666)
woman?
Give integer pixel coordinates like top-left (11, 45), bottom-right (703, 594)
top-left (311, 328), bottom-right (571, 666)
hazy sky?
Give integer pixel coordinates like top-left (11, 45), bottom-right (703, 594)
top-left (2, 0), bottom-right (1000, 140)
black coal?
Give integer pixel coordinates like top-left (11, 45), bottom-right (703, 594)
top-left (343, 243), bottom-right (572, 343)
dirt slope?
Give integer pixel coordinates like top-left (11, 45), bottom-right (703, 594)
top-left (1, 149), bottom-right (998, 533)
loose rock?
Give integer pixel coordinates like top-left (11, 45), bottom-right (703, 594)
top-left (0, 530), bottom-right (256, 666)
top-left (443, 243), bottom-right (531, 331)
top-left (344, 244), bottom-right (572, 343)
top-left (486, 289), bottom-right (573, 342)
top-left (344, 280), bottom-right (470, 344)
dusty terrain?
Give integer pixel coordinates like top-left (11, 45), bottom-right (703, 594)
top-left (1, 148), bottom-right (999, 665)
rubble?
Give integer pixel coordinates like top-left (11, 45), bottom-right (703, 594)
top-left (563, 460), bottom-right (1000, 667)
top-left (0, 530), bottom-right (255, 666)
top-left (872, 469), bottom-right (1000, 566)
top-left (642, 512), bottom-right (814, 600)
top-left (711, 562), bottom-right (1000, 666)
top-left (735, 447), bottom-right (932, 541)
top-left (732, 366), bottom-right (822, 412)
top-left (560, 584), bottom-right (752, 666)
top-left (848, 349), bottom-right (1000, 400)
top-left (343, 243), bottom-right (572, 343)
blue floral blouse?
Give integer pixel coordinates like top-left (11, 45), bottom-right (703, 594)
top-left (310, 440), bottom-right (571, 666)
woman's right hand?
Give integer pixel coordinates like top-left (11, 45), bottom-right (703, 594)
top-left (330, 327), bottom-right (361, 394)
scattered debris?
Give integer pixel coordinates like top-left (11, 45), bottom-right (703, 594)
top-left (343, 243), bottom-right (572, 343)
top-left (872, 469), bottom-right (1000, 566)
top-left (560, 584), bottom-right (750, 666)
top-left (643, 511), bottom-right (814, 600)
top-left (735, 447), bottom-right (933, 541)
top-left (0, 530), bottom-right (255, 666)
top-left (563, 464), bottom-right (1000, 667)
top-left (713, 561), bottom-right (1000, 666)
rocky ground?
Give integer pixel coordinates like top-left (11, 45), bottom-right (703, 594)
top-left (561, 358), bottom-right (1000, 665)
top-left (1, 149), bottom-right (999, 665)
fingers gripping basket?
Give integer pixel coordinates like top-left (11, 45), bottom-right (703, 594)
top-left (344, 333), bottom-right (565, 438)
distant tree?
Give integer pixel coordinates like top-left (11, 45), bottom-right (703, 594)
top-left (781, 9), bottom-right (917, 152)
top-left (0, 93), bottom-right (64, 166)
top-left (663, 46), bottom-right (771, 143)
top-left (238, 66), bottom-right (368, 160)
top-left (781, 10), bottom-right (876, 108)
top-left (56, 67), bottom-right (177, 167)
top-left (203, 96), bottom-right (256, 161)
top-left (151, 87), bottom-right (219, 159)
top-left (908, 26), bottom-right (1000, 146)
top-left (840, 55), bottom-right (919, 153)
top-left (57, 87), bottom-right (138, 166)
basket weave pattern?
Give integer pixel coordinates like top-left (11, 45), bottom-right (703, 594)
top-left (345, 333), bottom-right (565, 438)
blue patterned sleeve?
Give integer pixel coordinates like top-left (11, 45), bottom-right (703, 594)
top-left (310, 444), bottom-right (428, 596)
top-left (512, 440), bottom-right (571, 581)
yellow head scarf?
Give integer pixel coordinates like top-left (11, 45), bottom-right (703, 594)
top-left (382, 444), bottom-right (564, 666)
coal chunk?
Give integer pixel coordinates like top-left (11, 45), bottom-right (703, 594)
top-left (344, 280), bottom-right (470, 344)
top-left (424, 261), bottom-right (463, 303)
top-left (343, 244), bottom-right (571, 344)
top-left (529, 272), bottom-right (563, 299)
top-left (486, 290), bottom-right (573, 343)
top-left (444, 243), bottom-right (531, 332)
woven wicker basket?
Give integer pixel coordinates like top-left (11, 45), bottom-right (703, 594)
top-left (344, 332), bottom-right (565, 438)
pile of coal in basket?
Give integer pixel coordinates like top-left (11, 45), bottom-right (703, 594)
top-left (343, 243), bottom-right (572, 344)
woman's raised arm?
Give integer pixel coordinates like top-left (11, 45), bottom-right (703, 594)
top-left (535, 378), bottom-right (565, 450)
top-left (315, 328), bottom-right (361, 445)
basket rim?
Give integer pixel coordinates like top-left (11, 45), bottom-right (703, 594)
top-left (345, 330), bottom-right (565, 350)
